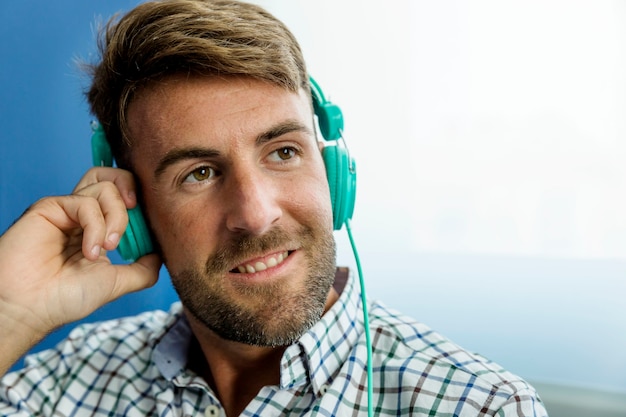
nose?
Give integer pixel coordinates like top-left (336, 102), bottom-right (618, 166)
top-left (224, 168), bottom-right (282, 235)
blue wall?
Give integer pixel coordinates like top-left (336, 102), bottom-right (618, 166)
top-left (0, 1), bottom-right (179, 367)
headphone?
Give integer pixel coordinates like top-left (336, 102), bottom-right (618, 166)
top-left (91, 76), bottom-right (357, 262)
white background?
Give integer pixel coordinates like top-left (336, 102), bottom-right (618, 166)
top-left (254, 0), bottom-right (626, 393)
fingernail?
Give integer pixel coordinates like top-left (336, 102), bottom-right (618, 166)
top-left (108, 232), bottom-right (120, 246)
top-left (90, 245), bottom-right (102, 258)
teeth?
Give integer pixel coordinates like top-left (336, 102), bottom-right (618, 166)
top-left (236, 251), bottom-right (289, 274)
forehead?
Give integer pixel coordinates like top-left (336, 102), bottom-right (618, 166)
top-left (126, 75), bottom-right (313, 156)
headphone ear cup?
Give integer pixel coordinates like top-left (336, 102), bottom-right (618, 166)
top-left (323, 146), bottom-right (356, 230)
top-left (91, 123), bottom-right (154, 262)
top-left (117, 206), bottom-right (154, 262)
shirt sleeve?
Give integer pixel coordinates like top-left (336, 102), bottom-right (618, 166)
top-left (0, 320), bottom-right (101, 416)
top-left (0, 346), bottom-right (70, 416)
top-left (495, 388), bottom-right (550, 417)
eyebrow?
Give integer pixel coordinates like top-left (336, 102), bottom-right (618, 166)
top-left (154, 148), bottom-right (219, 179)
top-left (256, 119), bottom-right (313, 145)
top-left (153, 120), bottom-right (314, 179)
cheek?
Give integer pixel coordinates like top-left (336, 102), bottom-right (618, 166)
top-left (292, 176), bottom-right (334, 227)
top-left (146, 199), bottom-right (216, 264)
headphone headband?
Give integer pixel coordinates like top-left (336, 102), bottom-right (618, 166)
top-left (310, 76), bottom-right (344, 141)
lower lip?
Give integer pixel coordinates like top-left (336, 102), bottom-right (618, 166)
top-left (227, 251), bottom-right (297, 284)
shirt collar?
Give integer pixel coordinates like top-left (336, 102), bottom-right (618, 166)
top-left (280, 268), bottom-right (362, 396)
top-left (153, 268), bottom-right (363, 396)
top-left (152, 302), bottom-right (189, 380)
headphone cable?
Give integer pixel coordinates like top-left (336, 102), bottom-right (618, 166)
top-left (346, 219), bottom-right (373, 417)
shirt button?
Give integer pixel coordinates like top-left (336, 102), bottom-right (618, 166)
top-left (319, 384), bottom-right (330, 395)
top-left (204, 405), bottom-right (220, 417)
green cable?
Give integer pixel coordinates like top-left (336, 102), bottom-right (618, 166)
top-left (346, 219), bottom-right (373, 417)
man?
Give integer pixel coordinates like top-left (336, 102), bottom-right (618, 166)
top-left (0, 0), bottom-right (548, 415)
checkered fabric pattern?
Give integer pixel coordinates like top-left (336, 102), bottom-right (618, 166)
top-left (0, 271), bottom-right (548, 416)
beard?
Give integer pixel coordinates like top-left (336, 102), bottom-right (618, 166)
top-left (169, 222), bottom-right (337, 347)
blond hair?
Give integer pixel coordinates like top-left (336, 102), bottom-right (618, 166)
top-left (86, 0), bottom-right (308, 167)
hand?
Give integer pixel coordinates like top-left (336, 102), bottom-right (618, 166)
top-left (0, 167), bottom-right (161, 374)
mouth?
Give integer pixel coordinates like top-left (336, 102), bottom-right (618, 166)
top-left (230, 250), bottom-right (294, 274)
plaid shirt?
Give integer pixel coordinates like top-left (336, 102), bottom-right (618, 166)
top-left (1, 270), bottom-right (547, 416)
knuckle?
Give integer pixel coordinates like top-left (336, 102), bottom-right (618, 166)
top-left (75, 195), bottom-right (102, 215)
top-left (98, 180), bottom-right (121, 195)
top-left (73, 167), bottom-right (124, 193)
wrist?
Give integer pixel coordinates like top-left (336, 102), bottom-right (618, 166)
top-left (0, 302), bottom-right (48, 375)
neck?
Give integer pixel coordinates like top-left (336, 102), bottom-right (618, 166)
top-left (185, 286), bottom-right (340, 417)
top-left (186, 321), bottom-right (284, 416)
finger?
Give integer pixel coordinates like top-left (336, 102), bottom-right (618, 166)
top-left (69, 197), bottom-right (109, 261)
top-left (106, 253), bottom-right (162, 301)
top-left (74, 182), bottom-right (129, 251)
top-left (64, 254), bottom-right (162, 321)
top-left (31, 196), bottom-right (109, 261)
top-left (72, 167), bottom-right (137, 208)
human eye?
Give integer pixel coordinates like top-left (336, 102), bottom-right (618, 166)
top-left (268, 146), bottom-right (300, 163)
top-left (182, 165), bottom-right (216, 184)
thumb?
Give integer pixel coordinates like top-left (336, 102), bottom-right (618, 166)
top-left (107, 254), bottom-right (162, 302)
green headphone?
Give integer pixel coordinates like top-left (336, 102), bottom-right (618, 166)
top-left (91, 76), bottom-right (356, 261)
top-left (310, 76), bottom-right (357, 231)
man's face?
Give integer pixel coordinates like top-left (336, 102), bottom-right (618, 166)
top-left (127, 75), bottom-right (337, 346)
